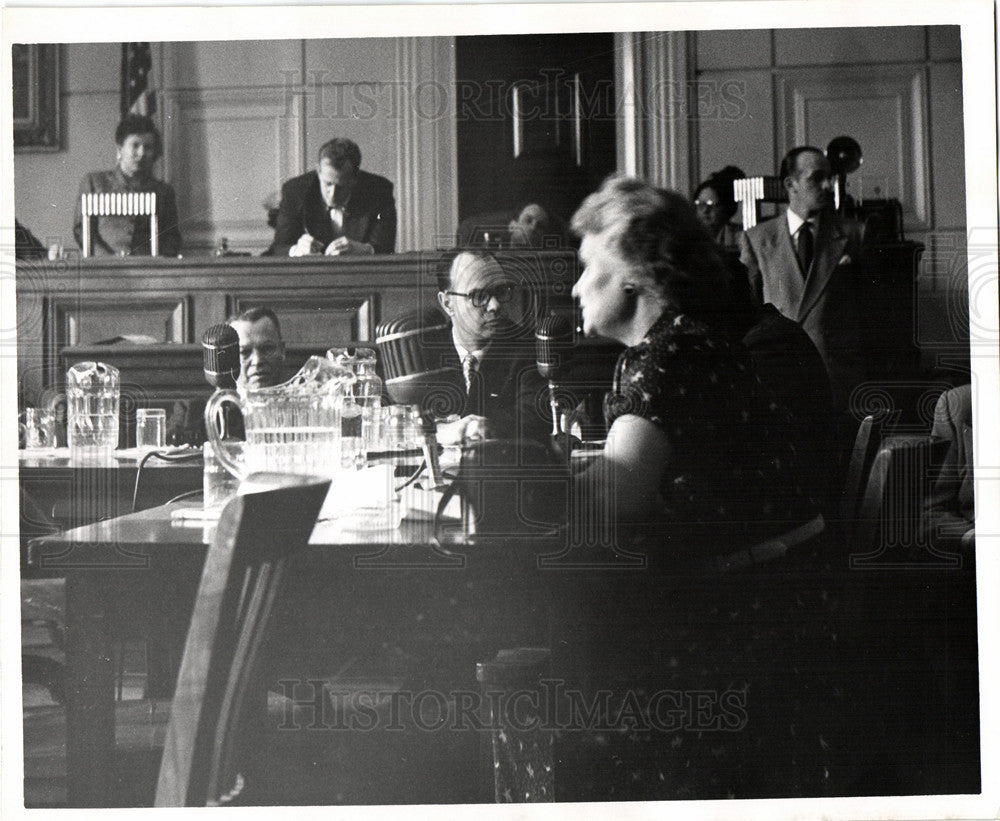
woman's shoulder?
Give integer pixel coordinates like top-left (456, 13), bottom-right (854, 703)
top-left (79, 169), bottom-right (117, 190)
top-left (617, 314), bottom-right (747, 406)
top-left (153, 177), bottom-right (178, 198)
top-left (629, 313), bottom-right (734, 368)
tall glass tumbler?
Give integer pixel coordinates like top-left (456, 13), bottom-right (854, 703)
top-left (66, 361), bottom-right (121, 460)
top-left (136, 408), bottom-right (167, 449)
top-left (327, 347), bottom-right (383, 451)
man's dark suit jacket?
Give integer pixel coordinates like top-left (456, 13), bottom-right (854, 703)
top-left (424, 324), bottom-right (550, 446)
top-left (272, 169), bottom-right (397, 255)
top-left (740, 210), bottom-right (866, 410)
top-left (922, 383), bottom-right (975, 552)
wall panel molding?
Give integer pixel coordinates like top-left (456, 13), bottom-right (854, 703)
top-left (776, 64), bottom-right (930, 229)
top-left (228, 292), bottom-right (378, 345)
top-left (162, 87), bottom-right (304, 252)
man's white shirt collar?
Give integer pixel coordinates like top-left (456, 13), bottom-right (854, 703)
top-left (786, 208), bottom-right (811, 237)
top-left (452, 331), bottom-right (488, 367)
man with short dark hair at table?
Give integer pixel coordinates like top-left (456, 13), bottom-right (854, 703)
top-left (739, 145), bottom-right (866, 411)
top-left (166, 306), bottom-right (287, 445)
top-left (433, 250), bottom-right (549, 446)
top-left (272, 137), bottom-right (397, 257)
top-left (73, 113), bottom-right (182, 257)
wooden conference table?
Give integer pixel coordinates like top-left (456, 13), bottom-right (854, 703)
top-left (27, 484), bottom-right (612, 806)
top-left (25, 453), bottom-right (983, 806)
top-left (18, 447), bottom-right (203, 571)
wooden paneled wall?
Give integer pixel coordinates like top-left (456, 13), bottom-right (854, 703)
top-left (15, 251), bottom-right (582, 407)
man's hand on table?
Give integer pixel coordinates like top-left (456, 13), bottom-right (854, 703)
top-left (288, 235), bottom-right (374, 256)
top-left (435, 414), bottom-right (494, 446)
top-left (288, 233), bottom-right (324, 256)
top-left (324, 237), bottom-right (375, 256)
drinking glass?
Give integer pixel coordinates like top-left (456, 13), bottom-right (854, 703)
top-left (66, 361), bottom-right (120, 459)
top-left (136, 408), bottom-right (167, 449)
top-left (19, 408), bottom-right (56, 450)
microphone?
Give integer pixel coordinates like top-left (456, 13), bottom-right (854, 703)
top-left (375, 312), bottom-right (464, 488)
top-left (535, 314), bottom-right (575, 435)
top-left (202, 323), bottom-right (240, 390)
top-left (202, 323), bottom-right (240, 441)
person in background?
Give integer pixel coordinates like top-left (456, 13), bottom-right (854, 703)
top-left (73, 114), bottom-right (181, 257)
top-left (230, 306), bottom-right (287, 392)
top-left (433, 250), bottom-right (548, 446)
top-left (456, 201), bottom-right (570, 249)
top-left (922, 383), bottom-right (975, 553)
top-left (692, 165), bottom-right (745, 253)
top-left (14, 218), bottom-right (47, 259)
top-left (166, 306), bottom-right (287, 445)
top-left (739, 145), bottom-right (866, 410)
top-left (507, 203), bottom-right (550, 247)
top-left (570, 175), bottom-right (816, 546)
top-left (272, 137), bottom-right (397, 256)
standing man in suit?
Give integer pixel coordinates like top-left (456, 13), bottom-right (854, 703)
top-left (740, 145), bottom-right (866, 410)
top-left (434, 250), bottom-right (548, 446)
top-left (273, 137), bottom-right (397, 256)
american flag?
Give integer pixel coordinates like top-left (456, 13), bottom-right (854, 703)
top-left (121, 43), bottom-right (156, 117)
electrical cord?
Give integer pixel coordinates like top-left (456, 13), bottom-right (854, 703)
top-left (165, 488), bottom-right (204, 506)
top-left (132, 446), bottom-right (203, 512)
top-left (393, 460), bottom-right (426, 493)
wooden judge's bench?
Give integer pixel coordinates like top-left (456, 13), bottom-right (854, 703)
top-left (15, 251), bottom-right (600, 436)
top-left (16, 232), bottom-right (927, 436)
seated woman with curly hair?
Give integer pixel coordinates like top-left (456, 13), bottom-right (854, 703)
top-left (570, 175), bottom-right (819, 559)
top-left (548, 177), bottom-right (845, 802)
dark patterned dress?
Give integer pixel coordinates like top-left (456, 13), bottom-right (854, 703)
top-left (605, 309), bottom-right (814, 548)
top-left (537, 310), bottom-right (850, 801)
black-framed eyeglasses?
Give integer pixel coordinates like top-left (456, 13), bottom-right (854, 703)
top-left (694, 198), bottom-right (718, 208)
top-left (446, 283), bottom-right (516, 309)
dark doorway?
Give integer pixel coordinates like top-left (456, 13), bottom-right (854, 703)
top-left (455, 33), bottom-right (616, 236)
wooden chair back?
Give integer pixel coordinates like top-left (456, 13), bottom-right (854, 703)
top-left (849, 435), bottom-right (948, 565)
top-left (839, 414), bottom-right (881, 526)
top-left (154, 473), bottom-right (330, 806)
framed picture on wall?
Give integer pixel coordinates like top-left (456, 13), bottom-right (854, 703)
top-left (13, 43), bottom-right (61, 151)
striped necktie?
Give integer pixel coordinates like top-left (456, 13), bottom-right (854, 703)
top-left (462, 353), bottom-right (479, 392)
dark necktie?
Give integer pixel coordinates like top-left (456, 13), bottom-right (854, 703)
top-left (796, 222), bottom-right (814, 276)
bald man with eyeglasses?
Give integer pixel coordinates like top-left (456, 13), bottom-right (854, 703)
top-left (434, 250), bottom-right (549, 446)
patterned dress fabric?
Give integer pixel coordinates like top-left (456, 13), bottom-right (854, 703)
top-left (605, 309), bottom-right (814, 545)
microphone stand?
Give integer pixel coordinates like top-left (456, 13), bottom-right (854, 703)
top-left (548, 380), bottom-right (561, 436)
top-left (417, 412), bottom-right (447, 490)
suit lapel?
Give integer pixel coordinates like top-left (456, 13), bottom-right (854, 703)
top-left (344, 211), bottom-right (372, 244)
top-left (797, 213), bottom-right (847, 320)
top-left (761, 217), bottom-right (806, 316)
